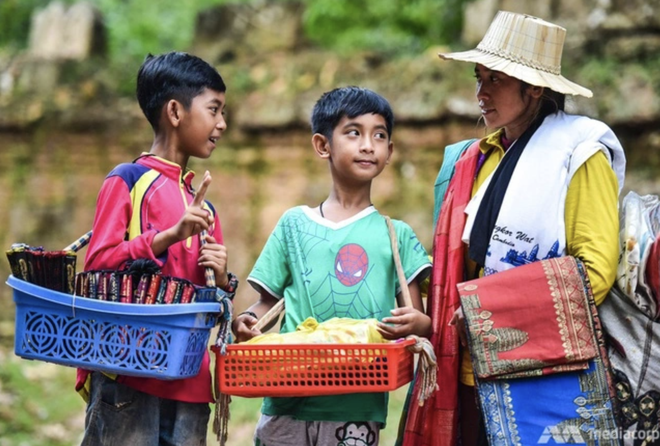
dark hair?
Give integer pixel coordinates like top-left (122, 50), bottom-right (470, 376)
top-left (136, 51), bottom-right (226, 131)
top-left (311, 86), bottom-right (394, 140)
top-left (520, 82), bottom-right (565, 120)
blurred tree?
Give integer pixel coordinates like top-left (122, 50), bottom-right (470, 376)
top-left (0, 0), bottom-right (71, 50)
top-left (1, 0), bottom-right (469, 57)
top-left (302, 0), bottom-right (469, 55)
top-left (0, 0), bottom-right (471, 93)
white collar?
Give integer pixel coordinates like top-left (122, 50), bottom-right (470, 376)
top-left (301, 205), bottom-right (377, 230)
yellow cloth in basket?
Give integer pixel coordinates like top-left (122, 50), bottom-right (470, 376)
top-left (244, 317), bottom-right (386, 345)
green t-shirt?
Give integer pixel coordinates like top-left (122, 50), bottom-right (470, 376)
top-left (248, 205), bottom-right (431, 424)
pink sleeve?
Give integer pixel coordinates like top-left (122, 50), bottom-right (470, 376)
top-left (84, 176), bottom-right (162, 271)
top-left (209, 202), bottom-right (224, 245)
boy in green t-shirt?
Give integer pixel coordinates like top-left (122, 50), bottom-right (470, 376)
top-left (232, 86), bottom-right (432, 446)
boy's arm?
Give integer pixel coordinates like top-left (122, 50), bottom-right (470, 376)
top-left (377, 220), bottom-right (433, 339)
top-left (232, 291), bottom-right (280, 342)
top-left (85, 176), bottom-right (162, 271)
top-left (378, 278), bottom-right (432, 338)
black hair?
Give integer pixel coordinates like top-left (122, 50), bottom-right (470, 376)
top-left (136, 51), bottom-right (226, 132)
top-left (520, 81), bottom-right (565, 120)
top-left (311, 86), bottom-right (394, 140)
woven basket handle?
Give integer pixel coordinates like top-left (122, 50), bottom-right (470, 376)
top-left (199, 229), bottom-right (217, 288)
top-left (252, 215), bottom-right (410, 332)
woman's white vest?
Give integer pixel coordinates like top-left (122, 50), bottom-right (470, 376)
top-left (462, 111), bottom-right (626, 275)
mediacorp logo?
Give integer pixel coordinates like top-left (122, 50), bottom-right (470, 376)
top-left (538, 425), bottom-right (660, 444)
top-left (537, 425), bottom-right (586, 444)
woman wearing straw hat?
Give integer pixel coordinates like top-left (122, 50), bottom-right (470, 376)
top-left (397, 11), bottom-right (626, 446)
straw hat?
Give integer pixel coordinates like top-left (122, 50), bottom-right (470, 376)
top-left (439, 11), bottom-right (592, 98)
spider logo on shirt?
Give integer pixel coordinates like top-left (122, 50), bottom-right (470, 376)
top-left (335, 244), bottom-right (369, 287)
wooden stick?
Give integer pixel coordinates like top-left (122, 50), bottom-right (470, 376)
top-left (199, 229), bottom-right (217, 288)
top-left (385, 216), bottom-right (413, 308)
top-left (253, 298), bottom-right (285, 332)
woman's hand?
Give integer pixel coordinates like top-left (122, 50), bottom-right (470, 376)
top-left (448, 306), bottom-right (468, 347)
top-left (377, 307), bottom-right (432, 340)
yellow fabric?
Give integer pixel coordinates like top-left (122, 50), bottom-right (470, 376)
top-left (243, 317), bottom-right (387, 345)
top-left (460, 129), bottom-right (620, 386)
top-left (77, 372), bottom-right (118, 403)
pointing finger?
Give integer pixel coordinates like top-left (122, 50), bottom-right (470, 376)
top-left (192, 171), bottom-right (212, 208)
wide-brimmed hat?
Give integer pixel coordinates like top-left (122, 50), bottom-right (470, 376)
top-left (439, 11), bottom-right (592, 98)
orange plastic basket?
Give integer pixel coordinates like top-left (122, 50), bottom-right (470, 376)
top-left (212, 338), bottom-right (415, 398)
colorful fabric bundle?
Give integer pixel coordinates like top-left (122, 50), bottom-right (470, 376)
top-left (458, 256), bottom-right (598, 380)
top-left (6, 243), bottom-right (76, 294)
top-left (600, 287), bottom-right (660, 445)
top-left (74, 270), bottom-right (217, 304)
top-left (617, 191), bottom-right (660, 319)
top-left (244, 317), bottom-right (387, 345)
top-left (458, 257), bottom-right (618, 445)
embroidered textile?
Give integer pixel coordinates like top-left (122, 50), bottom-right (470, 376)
top-left (457, 256), bottom-right (598, 380)
top-left (459, 257), bottom-right (618, 445)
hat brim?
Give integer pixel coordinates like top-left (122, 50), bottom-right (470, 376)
top-left (439, 49), bottom-right (593, 98)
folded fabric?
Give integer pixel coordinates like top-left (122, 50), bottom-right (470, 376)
top-left (464, 257), bottom-right (618, 445)
top-left (457, 256), bottom-right (598, 380)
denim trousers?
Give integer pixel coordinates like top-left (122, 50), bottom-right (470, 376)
top-left (81, 372), bottom-right (210, 446)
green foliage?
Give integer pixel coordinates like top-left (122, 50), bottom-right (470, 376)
top-left (1, 0), bottom-right (470, 61)
top-left (0, 0), bottom-right (70, 50)
top-left (301, 0), bottom-right (468, 55)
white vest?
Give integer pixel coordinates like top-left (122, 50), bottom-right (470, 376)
top-left (462, 111), bottom-right (626, 275)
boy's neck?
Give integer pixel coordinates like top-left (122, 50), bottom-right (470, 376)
top-left (149, 136), bottom-right (189, 171)
top-left (320, 187), bottom-right (373, 222)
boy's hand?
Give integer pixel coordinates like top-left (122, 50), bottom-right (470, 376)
top-left (448, 307), bottom-right (468, 347)
top-left (377, 307), bottom-right (432, 340)
top-left (152, 172), bottom-right (216, 257)
top-left (172, 171), bottom-right (215, 242)
top-left (232, 313), bottom-right (262, 343)
top-left (199, 234), bottom-right (228, 289)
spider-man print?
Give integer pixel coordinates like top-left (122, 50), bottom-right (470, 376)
top-left (335, 244), bottom-right (369, 286)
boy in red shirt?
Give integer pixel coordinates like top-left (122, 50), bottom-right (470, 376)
top-left (79, 51), bottom-right (233, 445)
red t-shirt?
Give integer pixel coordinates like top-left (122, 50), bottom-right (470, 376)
top-left (76, 153), bottom-right (221, 403)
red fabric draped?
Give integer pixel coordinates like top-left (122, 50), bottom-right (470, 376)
top-left (399, 142), bottom-right (480, 446)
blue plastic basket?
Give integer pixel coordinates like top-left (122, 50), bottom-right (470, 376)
top-left (8, 275), bottom-right (221, 379)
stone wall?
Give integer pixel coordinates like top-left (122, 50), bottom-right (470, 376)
top-left (0, 0), bottom-right (658, 137)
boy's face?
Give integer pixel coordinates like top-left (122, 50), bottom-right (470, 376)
top-left (177, 88), bottom-right (227, 159)
top-left (322, 113), bottom-right (393, 184)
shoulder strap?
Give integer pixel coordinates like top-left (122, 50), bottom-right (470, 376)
top-left (433, 138), bottom-right (478, 226)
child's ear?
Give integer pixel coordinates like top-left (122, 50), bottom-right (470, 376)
top-left (312, 134), bottom-right (330, 159)
top-left (386, 141), bottom-right (394, 164)
top-left (166, 99), bottom-right (183, 127)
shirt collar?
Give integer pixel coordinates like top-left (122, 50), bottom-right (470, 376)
top-left (479, 128), bottom-right (508, 155)
top-left (136, 153), bottom-right (196, 190)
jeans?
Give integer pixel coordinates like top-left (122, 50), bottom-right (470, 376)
top-left (81, 372), bottom-right (210, 446)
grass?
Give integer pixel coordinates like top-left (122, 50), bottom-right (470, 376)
top-left (0, 346), bottom-right (410, 446)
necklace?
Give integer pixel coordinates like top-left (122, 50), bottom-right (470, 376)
top-left (318, 201), bottom-right (374, 218)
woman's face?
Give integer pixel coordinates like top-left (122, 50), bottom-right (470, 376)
top-left (474, 64), bottom-right (541, 140)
